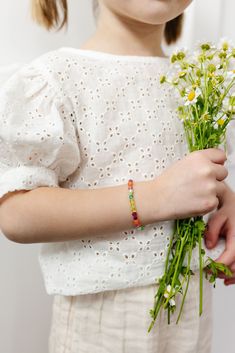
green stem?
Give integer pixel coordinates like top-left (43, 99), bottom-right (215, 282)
top-left (148, 295), bottom-right (164, 332)
top-left (176, 272), bottom-right (191, 324)
top-left (164, 224), bottom-right (190, 308)
top-left (164, 223), bottom-right (177, 273)
top-left (176, 234), bottom-right (194, 323)
top-left (198, 220), bottom-right (203, 316)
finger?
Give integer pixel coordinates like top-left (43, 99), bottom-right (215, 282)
top-left (216, 271), bottom-right (234, 280)
top-left (224, 278), bottom-right (235, 286)
top-left (202, 148), bottom-right (227, 165)
top-left (204, 211), bottom-right (227, 249)
top-left (213, 164), bottom-right (228, 181)
top-left (215, 232), bottom-right (235, 266)
top-left (216, 181), bottom-right (227, 206)
top-left (230, 262), bottom-right (235, 272)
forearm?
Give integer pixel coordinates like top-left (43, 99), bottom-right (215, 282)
top-left (0, 179), bottom-right (164, 244)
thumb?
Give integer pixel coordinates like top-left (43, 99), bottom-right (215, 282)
top-left (204, 212), bottom-right (227, 249)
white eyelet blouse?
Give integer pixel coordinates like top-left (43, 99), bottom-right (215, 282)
top-left (0, 47), bottom-right (233, 295)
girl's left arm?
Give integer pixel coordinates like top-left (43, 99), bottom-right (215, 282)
top-left (204, 181), bottom-right (235, 285)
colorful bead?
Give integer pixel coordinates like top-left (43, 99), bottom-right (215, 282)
top-left (128, 179), bottom-right (145, 231)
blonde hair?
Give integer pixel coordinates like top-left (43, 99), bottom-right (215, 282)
top-left (31, 0), bottom-right (68, 31)
top-left (31, 0), bottom-right (183, 44)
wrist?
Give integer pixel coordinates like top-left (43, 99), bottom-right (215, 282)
top-left (133, 179), bottom-right (163, 226)
top-left (131, 178), bottom-right (172, 227)
top-left (138, 178), bottom-right (171, 223)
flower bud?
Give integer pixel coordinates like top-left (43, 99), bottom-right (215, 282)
top-left (201, 43), bottom-right (211, 51)
top-left (160, 75), bottom-right (166, 84)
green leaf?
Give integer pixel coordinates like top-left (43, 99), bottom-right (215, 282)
top-left (214, 262), bottom-right (233, 277)
top-left (209, 275), bottom-right (216, 283)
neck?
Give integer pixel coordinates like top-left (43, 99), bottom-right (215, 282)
top-left (81, 5), bottom-right (166, 57)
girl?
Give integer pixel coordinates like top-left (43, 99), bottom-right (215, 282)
top-left (0, 0), bottom-right (235, 352)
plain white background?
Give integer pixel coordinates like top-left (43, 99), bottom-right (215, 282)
top-left (0, 1), bottom-right (235, 352)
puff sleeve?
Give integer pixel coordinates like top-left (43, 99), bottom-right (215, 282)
top-left (0, 59), bottom-right (81, 200)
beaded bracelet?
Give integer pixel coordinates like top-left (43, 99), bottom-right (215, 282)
top-left (128, 179), bottom-right (145, 231)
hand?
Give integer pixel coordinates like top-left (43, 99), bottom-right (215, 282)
top-left (204, 183), bottom-right (235, 285)
top-left (155, 148), bottom-right (228, 220)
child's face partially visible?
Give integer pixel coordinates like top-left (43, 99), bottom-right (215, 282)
top-left (98, 0), bottom-right (193, 24)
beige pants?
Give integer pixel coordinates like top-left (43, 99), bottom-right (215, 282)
top-left (48, 271), bottom-right (213, 353)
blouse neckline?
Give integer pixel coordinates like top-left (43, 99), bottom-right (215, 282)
top-left (59, 47), bottom-right (170, 64)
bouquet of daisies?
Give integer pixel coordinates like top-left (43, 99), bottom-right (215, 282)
top-left (148, 40), bottom-right (235, 332)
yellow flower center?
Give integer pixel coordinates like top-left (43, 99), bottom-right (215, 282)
top-left (202, 114), bottom-right (210, 121)
top-left (217, 119), bottom-right (225, 126)
top-left (188, 91), bottom-right (196, 101)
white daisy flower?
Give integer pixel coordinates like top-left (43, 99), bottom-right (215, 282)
top-left (196, 40), bottom-right (216, 54)
top-left (218, 37), bottom-right (234, 52)
top-left (164, 284), bottom-right (176, 299)
top-left (185, 87), bottom-right (201, 106)
top-left (173, 46), bottom-right (188, 57)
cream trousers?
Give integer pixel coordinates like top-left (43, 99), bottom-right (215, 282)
top-left (48, 271), bottom-right (213, 353)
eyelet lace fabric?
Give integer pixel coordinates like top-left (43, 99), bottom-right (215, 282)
top-left (0, 48), bottom-right (231, 295)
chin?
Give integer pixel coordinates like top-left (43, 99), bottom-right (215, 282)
top-left (138, 0), bottom-right (192, 25)
top-left (124, 0), bottom-right (192, 25)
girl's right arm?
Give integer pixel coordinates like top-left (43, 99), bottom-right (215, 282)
top-left (0, 148), bottom-right (228, 244)
top-left (0, 180), bottom-right (159, 244)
